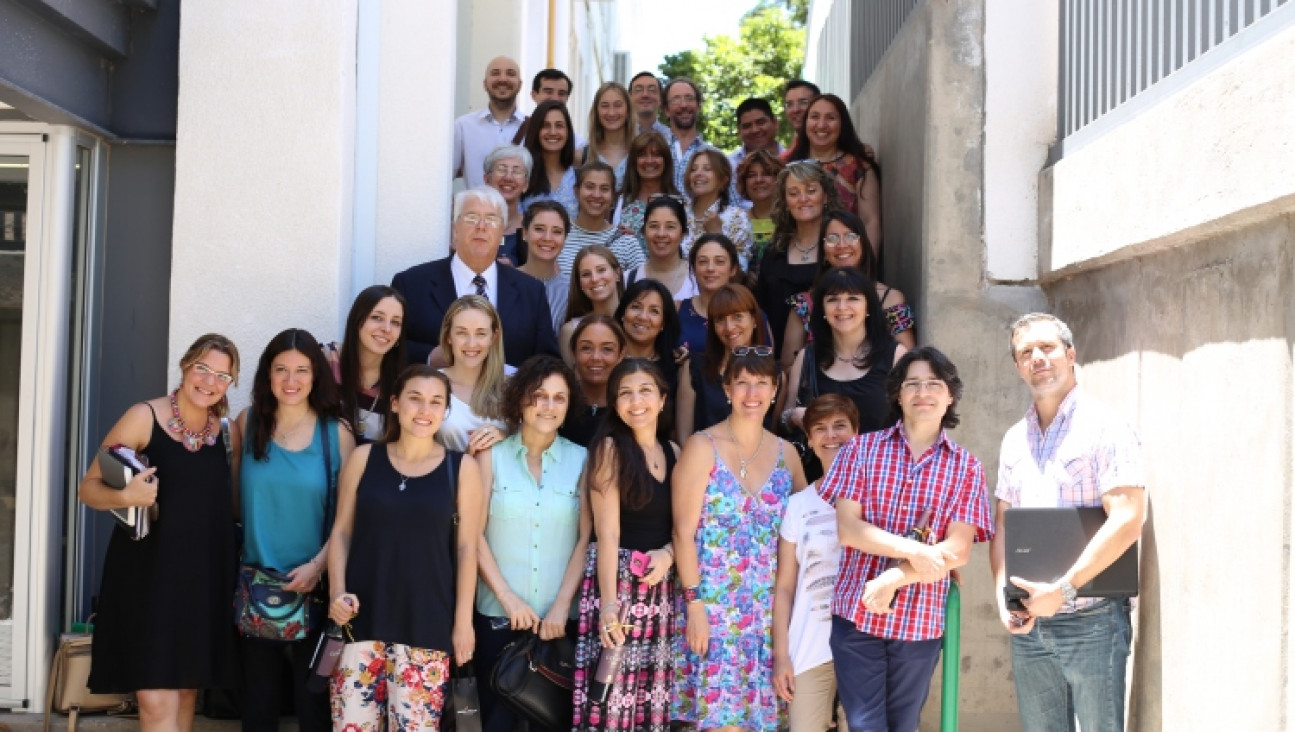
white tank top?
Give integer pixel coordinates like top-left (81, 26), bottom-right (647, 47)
top-left (438, 392), bottom-right (507, 453)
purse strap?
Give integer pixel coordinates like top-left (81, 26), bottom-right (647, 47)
top-left (319, 419), bottom-right (336, 543)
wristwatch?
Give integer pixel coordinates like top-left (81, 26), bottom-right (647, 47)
top-left (1059, 580), bottom-right (1077, 604)
top-left (683, 585), bottom-right (702, 604)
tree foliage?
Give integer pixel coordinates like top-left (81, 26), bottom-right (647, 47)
top-left (658, 3), bottom-right (805, 152)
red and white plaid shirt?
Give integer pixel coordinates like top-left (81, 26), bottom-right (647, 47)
top-left (819, 423), bottom-right (993, 641)
top-left (996, 386), bottom-right (1144, 612)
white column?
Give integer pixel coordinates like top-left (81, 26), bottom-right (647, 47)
top-left (170, 2), bottom-right (358, 401)
top-left (983, 0), bottom-right (1057, 282)
top-left (364, 0), bottom-right (459, 286)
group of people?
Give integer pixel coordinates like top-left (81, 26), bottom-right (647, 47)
top-left (77, 60), bottom-right (1147, 732)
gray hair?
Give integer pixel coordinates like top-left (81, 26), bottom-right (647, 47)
top-left (482, 144), bottom-right (533, 178)
top-left (453, 186), bottom-right (508, 223)
top-left (1008, 313), bottom-right (1074, 357)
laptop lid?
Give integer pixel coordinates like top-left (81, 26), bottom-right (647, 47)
top-left (1003, 506), bottom-right (1138, 600)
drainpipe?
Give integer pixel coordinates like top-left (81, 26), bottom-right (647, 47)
top-left (547, 0), bottom-right (556, 67)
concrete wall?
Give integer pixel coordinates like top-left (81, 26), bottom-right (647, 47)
top-left (169, 3), bottom-right (358, 402)
top-left (850, 1), bottom-right (1044, 728)
top-left (1036, 10), bottom-right (1295, 730)
top-left (1045, 213), bottom-right (1293, 732)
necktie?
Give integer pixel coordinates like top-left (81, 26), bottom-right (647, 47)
top-left (472, 275), bottom-right (487, 298)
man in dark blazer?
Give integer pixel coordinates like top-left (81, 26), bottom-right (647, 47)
top-left (392, 186), bottom-right (559, 365)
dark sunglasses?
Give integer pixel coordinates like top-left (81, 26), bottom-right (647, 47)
top-left (731, 346), bottom-right (774, 357)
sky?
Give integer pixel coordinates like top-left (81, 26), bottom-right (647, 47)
top-left (624, 0), bottom-right (760, 74)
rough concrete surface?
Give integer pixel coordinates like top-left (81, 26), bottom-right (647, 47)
top-left (1047, 212), bottom-right (1295, 731)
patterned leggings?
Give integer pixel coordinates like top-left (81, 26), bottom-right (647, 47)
top-left (330, 640), bottom-right (449, 730)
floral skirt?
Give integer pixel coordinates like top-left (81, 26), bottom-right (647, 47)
top-left (572, 543), bottom-right (675, 731)
top-left (331, 640), bottom-right (449, 730)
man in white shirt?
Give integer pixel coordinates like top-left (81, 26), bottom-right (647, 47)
top-left (453, 56), bottom-right (524, 188)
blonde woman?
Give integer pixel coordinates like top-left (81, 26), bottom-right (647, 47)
top-left (438, 295), bottom-right (509, 455)
top-left (559, 244), bottom-right (625, 366)
top-left (581, 82), bottom-right (635, 187)
top-left (79, 334), bottom-right (242, 732)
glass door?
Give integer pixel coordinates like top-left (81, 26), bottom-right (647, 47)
top-left (0, 152), bottom-right (28, 691)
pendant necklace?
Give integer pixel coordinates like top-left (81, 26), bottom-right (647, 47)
top-left (397, 472), bottom-right (409, 491)
top-left (167, 390), bottom-right (217, 452)
top-left (791, 239), bottom-right (816, 262)
top-left (725, 420), bottom-right (764, 481)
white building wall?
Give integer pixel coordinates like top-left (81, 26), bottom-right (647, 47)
top-left (170, 4), bottom-right (359, 398)
top-left (369, 0), bottom-right (459, 282)
top-left (983, 0), bottom-right (1055, 282)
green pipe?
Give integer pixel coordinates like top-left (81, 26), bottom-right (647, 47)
top-left (941, 580), bottom-right (961, 731)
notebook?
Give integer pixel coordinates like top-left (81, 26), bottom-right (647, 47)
top-left (1002, 506), bottom-right (1138, 605)
top-left (96, 445), bottom-right (154, 540)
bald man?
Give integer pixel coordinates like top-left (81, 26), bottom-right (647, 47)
top-left (454, 56), bottom-right (524, 188)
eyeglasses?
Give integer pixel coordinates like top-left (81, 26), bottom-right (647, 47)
top-left (824, 233), bottom-right (862, 247)
top-left (668, 94), bottom-right (697, 105)
top-left (901, 379), bottom-right (948, 394)
top-left (193, 363), bottom-right (235, 384)
top-left (488, 164), bottom-right (528, 179)
top-left (731, 346), bottom-right (774, 357)
top-left (459, 213), bottom-right (504, 229)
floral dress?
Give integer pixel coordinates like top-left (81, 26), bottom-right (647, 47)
top-left (672, 432), bottom-right (792, 730)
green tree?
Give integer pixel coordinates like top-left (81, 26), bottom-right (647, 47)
top-left (658, 3), bottom-right (805, 152)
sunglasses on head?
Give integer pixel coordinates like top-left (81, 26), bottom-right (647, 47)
top-left (731, 346), bottom-right (774, 357)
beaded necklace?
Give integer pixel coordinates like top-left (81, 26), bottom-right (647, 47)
top-left (167, 389), bottom-right (218, 452)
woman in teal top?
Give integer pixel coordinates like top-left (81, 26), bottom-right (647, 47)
top-left (472, 354), bottom-right (590, 731)
top-left (234, 329), bottom-right (356, 732)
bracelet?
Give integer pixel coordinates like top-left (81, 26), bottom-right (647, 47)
top-left (779, 407), bottom-right (796, 432)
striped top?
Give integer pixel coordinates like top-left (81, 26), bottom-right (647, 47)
top-left (556, 223), bottom-right (646, 278)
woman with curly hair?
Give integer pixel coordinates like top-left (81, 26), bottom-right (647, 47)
top-left (473, 354), bottom-right (590, 730)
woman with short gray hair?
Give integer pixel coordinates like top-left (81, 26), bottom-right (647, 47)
top-left (482, 144), bottom-right (533, 265)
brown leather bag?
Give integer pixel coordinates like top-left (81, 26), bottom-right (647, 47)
top-left (43, 633), bottom-right (133, 732)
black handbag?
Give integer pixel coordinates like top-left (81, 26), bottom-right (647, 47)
top-left (489, 633), bottom-right (576, 730)
top-left (445, 662), bottom-right (482, 732)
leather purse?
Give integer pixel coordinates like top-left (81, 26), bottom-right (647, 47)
top-left (44, 633), bottom-right (133, 732)
top-left (489, 633), bottom-right (576, 730)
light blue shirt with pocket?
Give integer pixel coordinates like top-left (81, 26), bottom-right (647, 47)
top-left (476, 432), bottom-right (587, 618)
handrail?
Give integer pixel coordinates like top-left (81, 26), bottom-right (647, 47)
top-left (941, 580), bottom-right (961, 731)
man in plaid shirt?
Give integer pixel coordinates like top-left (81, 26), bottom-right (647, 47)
top-left (991, 313), bottom-right (1145, 732)
top-left (819, 346), bottom-right (993, 731)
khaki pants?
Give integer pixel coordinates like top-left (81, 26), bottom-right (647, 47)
top-left (788, 661), bottom-right (848, 732)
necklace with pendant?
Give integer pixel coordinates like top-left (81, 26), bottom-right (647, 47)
top-left (792, 239), bottom-right (815, 262)
top-left (725, 420), bottom-right (764, 480)
top-left (167, 390), bottom-right (217, 452)
top-left (397, 472), bottom-right (409, 491)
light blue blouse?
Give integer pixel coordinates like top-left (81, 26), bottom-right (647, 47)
top-left (476, 433), bottom-right (587, 618)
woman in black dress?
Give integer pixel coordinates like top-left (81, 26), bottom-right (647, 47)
top-left (79, 333), bottom-right (242, 731)
top-left (752, 160), bottom-right (842, 357)
top-left (572, 359), bottom-right (679, 730)
top-left (327, 365), bottom-right (483, 729)
top-left (777, 267), bottom-right (907, 480)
